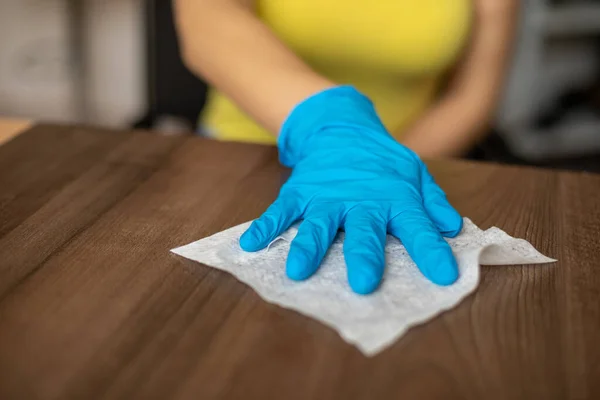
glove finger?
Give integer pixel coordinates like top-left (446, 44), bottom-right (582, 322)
top-left (286, 212), bottom-right (341, 281)
top-left (420, 165), bottom-right (463, 238)
top-left (239, 195), bottom-right (302, 252)
top-left (388, 201), bottom-right (458, 286)
top-left (343, 207), bottom-right (387, 295)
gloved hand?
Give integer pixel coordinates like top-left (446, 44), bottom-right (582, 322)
top-left (240, 86), bottom-right (463, 294)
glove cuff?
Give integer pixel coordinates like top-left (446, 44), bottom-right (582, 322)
top-left (277, 86), bottom-right (389, 167)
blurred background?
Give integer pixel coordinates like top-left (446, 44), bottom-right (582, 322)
top-left (1, 0), bottom-right (599, 170)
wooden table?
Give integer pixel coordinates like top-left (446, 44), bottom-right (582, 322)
top-left (0, 124), bottom-right (599, 400)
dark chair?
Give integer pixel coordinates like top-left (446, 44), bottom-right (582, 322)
top-left (133, 0), bottom-right (208, 130)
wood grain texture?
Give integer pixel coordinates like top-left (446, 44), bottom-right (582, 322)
top-left (0, 124), bottom-right (598, 400)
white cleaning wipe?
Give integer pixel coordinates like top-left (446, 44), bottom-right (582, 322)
top-left (171, 218), bottom-right (555, 356)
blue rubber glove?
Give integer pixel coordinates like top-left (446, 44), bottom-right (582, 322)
top-left (240, 86), bottom-right (463, 294)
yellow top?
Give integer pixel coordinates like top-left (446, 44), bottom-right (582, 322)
top-left (202, 0), bottom-right (472, 145)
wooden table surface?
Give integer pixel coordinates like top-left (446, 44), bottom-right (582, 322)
top-left (0, 124), bottom-right (599, 400)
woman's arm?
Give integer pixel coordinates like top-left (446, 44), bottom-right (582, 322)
top-left (400, 0), bottom-right (519, 158)
top-left (174, 0), bottom-right (334, 135)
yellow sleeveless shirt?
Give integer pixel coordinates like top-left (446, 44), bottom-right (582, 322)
top-left (201, 0), bottom-right (472, 144)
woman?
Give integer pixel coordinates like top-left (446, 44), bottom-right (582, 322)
top-left (174, 0), bottom-right (518, 294)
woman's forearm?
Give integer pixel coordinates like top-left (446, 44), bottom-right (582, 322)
top-left (174, 0), bottom-right (334, 135)
top-left (402, 0), bottom-right (518, 159)
top-left (400, 95), bottom-right (491, 158)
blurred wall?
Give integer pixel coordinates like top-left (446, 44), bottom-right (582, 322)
top-left (0, 0), bottom-right (145, 127)
top-left (84, 0), bottom-right (145, 126)
top-left (0, 0), bottom-right (74, 121)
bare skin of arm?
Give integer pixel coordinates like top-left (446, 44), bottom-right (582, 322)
top-left (400, 0), bottom-right (519, 158)
top-left (174, 0), bottom-right (334, 135)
